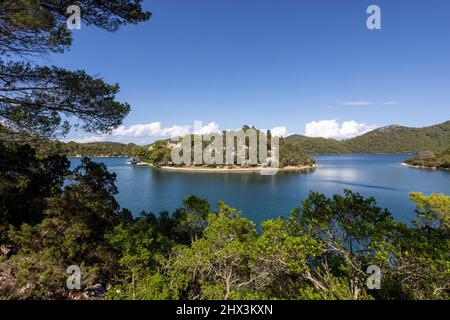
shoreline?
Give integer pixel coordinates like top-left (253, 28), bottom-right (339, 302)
top-left (137, 162), bottom-right (319, 173)
top-left (70, 153), bottom-right (416, 158)
top-left (401, 162), bottom-right (450, 172)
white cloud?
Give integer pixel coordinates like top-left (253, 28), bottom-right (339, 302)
top-left (112, 121), bottom-right (222, 138)
top-left (64, 122), bottom-right (224, 144)
top-left (305, 120), bottom-right (376, 140)
top-left (194, 122), bottom-right (221, 135)
top-left (161, 124), bottom-right (192, 137)
top-left (64, 123), bottom-right (295, 144)
top-left (271, 126), bottom-right (288, 137)
top-left (111, 122), bottom-right (191, 138)
top-left (340, 101), bottom-right (398, 106)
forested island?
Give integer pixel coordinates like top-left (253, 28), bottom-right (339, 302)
top-left (139, 129), bottom-right (317, 171)
top-left (404, 148), bottom-right (450, 170)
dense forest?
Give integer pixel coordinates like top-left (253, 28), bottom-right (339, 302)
top-left (141, 130), bottom-right (316, 169)
top-left (62, 141), bottom-right (148, 157)
top-left (284, 135), bottom-right (351, 154)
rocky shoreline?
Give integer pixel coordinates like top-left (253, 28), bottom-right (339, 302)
top-left (138, 162), bottom-right (319, 173)
top-left (401, 162), bottom-right (450, 172)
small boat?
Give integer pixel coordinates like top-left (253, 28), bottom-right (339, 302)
top-left (125, 157), bottom-right (139, 165)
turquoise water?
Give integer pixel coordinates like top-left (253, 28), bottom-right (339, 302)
top-left (69, 155), bottom-right (450, 225)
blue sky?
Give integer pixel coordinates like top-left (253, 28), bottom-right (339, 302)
top-left (48, 0), bottom-right (450, 144)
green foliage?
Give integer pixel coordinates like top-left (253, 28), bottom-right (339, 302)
top-left (410, 192), bottom-right (450, 230)
top-left (172, 196), bottom-right (211, 243)
top-left (251, 218), bottom-right (322, 299)
top-left (279, 140), bottom-right (316, 167)
top-left (0, 0), bottom-right (150, 58)
top-left (62, 141), bottom-right (148, 157)
top-left (106, 214), bottom-right (171, 299)
top-left (373, 193), bottom-right (450, 300)
top-left (290, 190), bottom-right (398, 299)
top-left (162, 203), bottom-right (258, 300)
top-left (405, 147), bottom-right (450, 169)
top-left (0, 0), bottom-right (153, 300)
top-left (0, 142), bottom-right (69, 234)
top-left (123, 191), bottom-right (449, 301)
top-left (105, 196), bottom-right (213, 299)
top-left (143, 133), bottom-right (316, 169)
top-left (0, 63), bottom-right (131, 138)
top-left (0, 157), bottom-right (128, 299)
top-left (143, 141), bottom-right (172, 166)
top-left (285, 135), bottom-right (351, 154)
top-left (343, 122), bottom-right (450, 154)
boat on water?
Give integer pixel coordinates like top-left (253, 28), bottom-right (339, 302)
top-left (125, 157), bottom-right (139, 165)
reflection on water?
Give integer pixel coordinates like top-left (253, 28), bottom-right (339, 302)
top-left (69, 154), bottom-right (450, 226)
top-left (316, 179), bottom-right (404, 191)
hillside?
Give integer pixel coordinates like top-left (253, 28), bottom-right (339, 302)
top-left (62, 141), bottom-right (148, 157)
top-left (342, 121), bottom-right (450, 153)
top-left (284, 135), bottom-right (352, 154)
top-left (285, 120), bottom-right (450, 154)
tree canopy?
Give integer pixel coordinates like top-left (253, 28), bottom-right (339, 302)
top-left (0, 0), bottom-right (150, 139)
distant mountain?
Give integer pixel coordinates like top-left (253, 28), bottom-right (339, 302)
top-left (61, 141), bottom-right (148, 157)
top-left (284, 135), bottom-right (352, 154)
top-left (343, 121), bottom-right (450, 153)
top-left (285, 121), bottom-right (450, 154)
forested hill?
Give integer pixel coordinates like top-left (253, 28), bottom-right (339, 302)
top-left (283, 135), bottom-right (352, 154)
top-left (285, 120), bottom-right (450, 154)
top-left (59, 141), bottom-right (149, 157)
top-left (342, 121), bottom-right (450, 153)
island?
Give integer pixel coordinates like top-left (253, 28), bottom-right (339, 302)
top-left (402, 148), bottom-right (450, 171)
top-left (138, 162), bottom-right (318, 173)
top-left (139, 129), bottom-right (317, 173)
